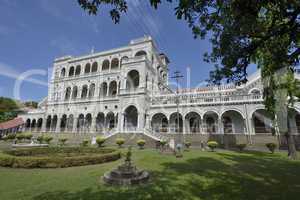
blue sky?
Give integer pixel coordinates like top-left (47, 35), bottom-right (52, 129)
top-left (0, 0), bottom-right (255, 102)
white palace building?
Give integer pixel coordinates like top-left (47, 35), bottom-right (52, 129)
top-left (19, 36), bottom-right (300, 147)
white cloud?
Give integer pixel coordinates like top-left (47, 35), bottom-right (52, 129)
top-left (0, 62), bottom-right (48, 87)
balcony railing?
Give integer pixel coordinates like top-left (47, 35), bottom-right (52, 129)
top-left (151, 94), bottom-right (263, 106)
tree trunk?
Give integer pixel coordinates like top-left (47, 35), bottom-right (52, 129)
top-left (285, 132), bottom-right (297, 160)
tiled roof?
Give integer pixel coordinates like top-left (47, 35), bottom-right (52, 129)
top-left (0, 118), bottom-right (24, 130)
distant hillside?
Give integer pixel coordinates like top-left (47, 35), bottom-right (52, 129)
top-left (0, 97), bottom-right (38, 123)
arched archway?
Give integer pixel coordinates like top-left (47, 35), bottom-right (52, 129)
top-left (151, 113), bottom-right (168, 133)
top-left (92, 62), bottom-right (98, 73)
top-left (60, 114), bottom-right (67, 132)
top-left (106, 112), bottom-right (116, 129)
top-left (51, 115), bottom-right (58, 132)
top-left (81, 85), bottom-right (88, 99)
top-left (203, 111), bottom-right (218, 134)
top-left (170, 112), bottom-right (183, 133)
top-left (77, 114), bottom-right (85, 132)
top-left (124, 106), bottom-right (138, 131)
top-left (61, 68), bottom-right (66, 78)
top-left (31, 119), bottom-right (36, 131)
top-left (109, 81), bottom-right (117, 97)
top-left (37, 118), bottom-right (43, 131)
top-left (135, 50), bottom-right (147, 57)
top-left (100, 82), bottom-right (108, 97)
top-left (85, 114), bottom-right (92, 132)
top-left (75, 65), bottom-right (81, 76)
top-left (121, 56), bottom-right (129, 66)
top-left (252, 109), bottom-right (273, 134)
top-left (96, 112), bottom-right (105, 132)
top-left (88, 83), bottom-right (95, 98)
top-left (111, 58), bottom-right (119, 70)
top-left (185, 112), bottom-right (201, 133)
top-left (72, 86), bottom-right (78, 99)
top-left (221, 110), bottom-right (245, 134)
top-left (126, 70), bottom-right (139, 91)
top-left (102, 59), bottom-right (110, 71)
top-left (25, 119), bottom-right (31, 131)
top-left (65, 87), bottom-right (71, 100)
top-left (84, 63), bottom-right (91, 74)
top-left (46, 116), bottom-right (51, 131)
top-left (69, 66), bottom-right (75, 76)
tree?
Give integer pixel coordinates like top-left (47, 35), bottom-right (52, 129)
top-left (0, 97), bottom-right (20, 122)
top-left (77, 0), bottom-right (300, 159)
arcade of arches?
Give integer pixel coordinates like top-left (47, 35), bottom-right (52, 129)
top-left (24, 108), bottom-right (300, 135)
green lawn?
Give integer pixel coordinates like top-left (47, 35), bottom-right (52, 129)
top-left (0, 148), bottom-right (300, 200)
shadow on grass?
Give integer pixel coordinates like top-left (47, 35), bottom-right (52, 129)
top-left (32, 151), bottom-right (300, 200)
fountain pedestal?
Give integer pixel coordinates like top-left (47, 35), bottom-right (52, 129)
top-left (102, 147), bottom-right (150, 185)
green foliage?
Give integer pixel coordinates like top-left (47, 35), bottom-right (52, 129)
top-left (36, 135), bottom-right (44, 144)
top-left (266, 143), bottom-right (277, 154)
top-left (16, 134), bottom-right (25, 142)
top-left (137, 139), bottom-right (146, 149)
top-left (81, 139), bottom-right (90, 147)
top-left (0, 147), bottom-right (120, 168)
top-left (184, 141), bottom-right (191, 149)
top-left (24, 133), bottom-right (33, 140)
top-left (207, 141), bottom-right (218, 152)
top-left (58, 138), bottom-right (68, 146)
top-left (0, 97), bottom-right (19, 113)
top-left (236, 144), bottom-right (247, 152)
top-left (43, 136), bottom-right (53, 144)
top-left (2, 134), bottom-right (16, 141)
top-left (160, 140), bottom-right (167, 147)
top-left (96, 136), bottom-right (106, 147)
top-left (115, 138), bottom-right (125, 147)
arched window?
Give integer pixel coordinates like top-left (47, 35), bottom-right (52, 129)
top-left (135, 50), bottom-right (147, 57)
top-left (69, 66), bottom-right (75, 77)
top-left (126, 70), bottom-right (140, 90)
top-left (65, 87), bottom-right (71, 100)
top-left (61, 68), bottom-right (66, 78)
top-left (92, 62), bottom-right (98, 73)
top-left (88, 83), bottom-right (95, 98)
top-left (102, 59), bottom-right (110, 71)
top-left (81, 85), bottom-right (88, 99)
top-left (109, 81), bottom-right (117, 96)
top-left (99, 82), bottom-right (108, 97)
top-left (111, 58), bottom-right (119, 70)
top-left (75, 65), bottom-right (81, 76)
top-left (84, 63), bottom-right (91, 74)
top-left (72, 86), bottom-right (78, 99)
top-left (121, 56), bottom-right (129, 64)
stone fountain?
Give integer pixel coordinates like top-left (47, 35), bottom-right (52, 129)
top-left (102, 147), bottom-right (150, 185)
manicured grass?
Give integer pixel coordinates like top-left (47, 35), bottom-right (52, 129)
top-left (0, 148), bottom-right (300, 200)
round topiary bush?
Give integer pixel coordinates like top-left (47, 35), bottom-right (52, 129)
top-left (207, 141), bottom-right (218, 151)
top-left (43, 136), bottom-right (53, 144)
top-left (81, 139), bottom-right (89, 147)
top-left (16, 134), bottom-right (25, 142)
top-left (184, 141), bottom-right (191, 149)
top-left (58, 138), bottom-right (68, 146)
top-left (266, 143), bottom-right (277, 153)
top-left (0, 147), bottom-right (120, 168)
top-left (24, 133), bottom-right (33, 141)
top-left (137, 139), bottom-right (146, 149)
top-left (96, 136), bottom-right (106, 147)
top-left (115, 138), bottom-right (125, 148)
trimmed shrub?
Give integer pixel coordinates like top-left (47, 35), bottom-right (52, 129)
top-left (2, 134), bottom-right (16, 141)
top-left (160, 140), bottom-right (167, 147)
top-left (184, 141), bottom-right (191, 149)
top-left (207, 141), bottom-right (218, 151)
top-left (96, 137), bottom-right (106, 147)
top-left (36, 135), bottom-right (44, 144)
top-left (24, 133), bottom-right (33, 140)
top-left (58, 138), bottom-right (68, 146)
top-left (115, 138), bottom-right (125, 148)
top-left (236, 143), bottom-right (247, 151)
top-left (137, 139), bottom-right (146, 149)
top-left (81, 139), bottom-right (89, 147)
top-left (0, 148), bottom-right (120, 168)
top-left (266, 143), bottom-right (277, 153)
top-left (16, 134), bottom-right (25, 142)
top-left (43, 136), bottom-right (53, 144)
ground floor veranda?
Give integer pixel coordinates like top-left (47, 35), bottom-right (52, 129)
top-left (22, 105), bottom-right (300, 136)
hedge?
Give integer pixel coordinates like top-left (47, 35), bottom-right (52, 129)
top-left (4, 147), bottom-right (116, 157)
top-left (0, 150), bottom-right (120, 168)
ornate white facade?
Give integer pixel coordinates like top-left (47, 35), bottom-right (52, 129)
top-left (19, 36), bottom-right (300, 144)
